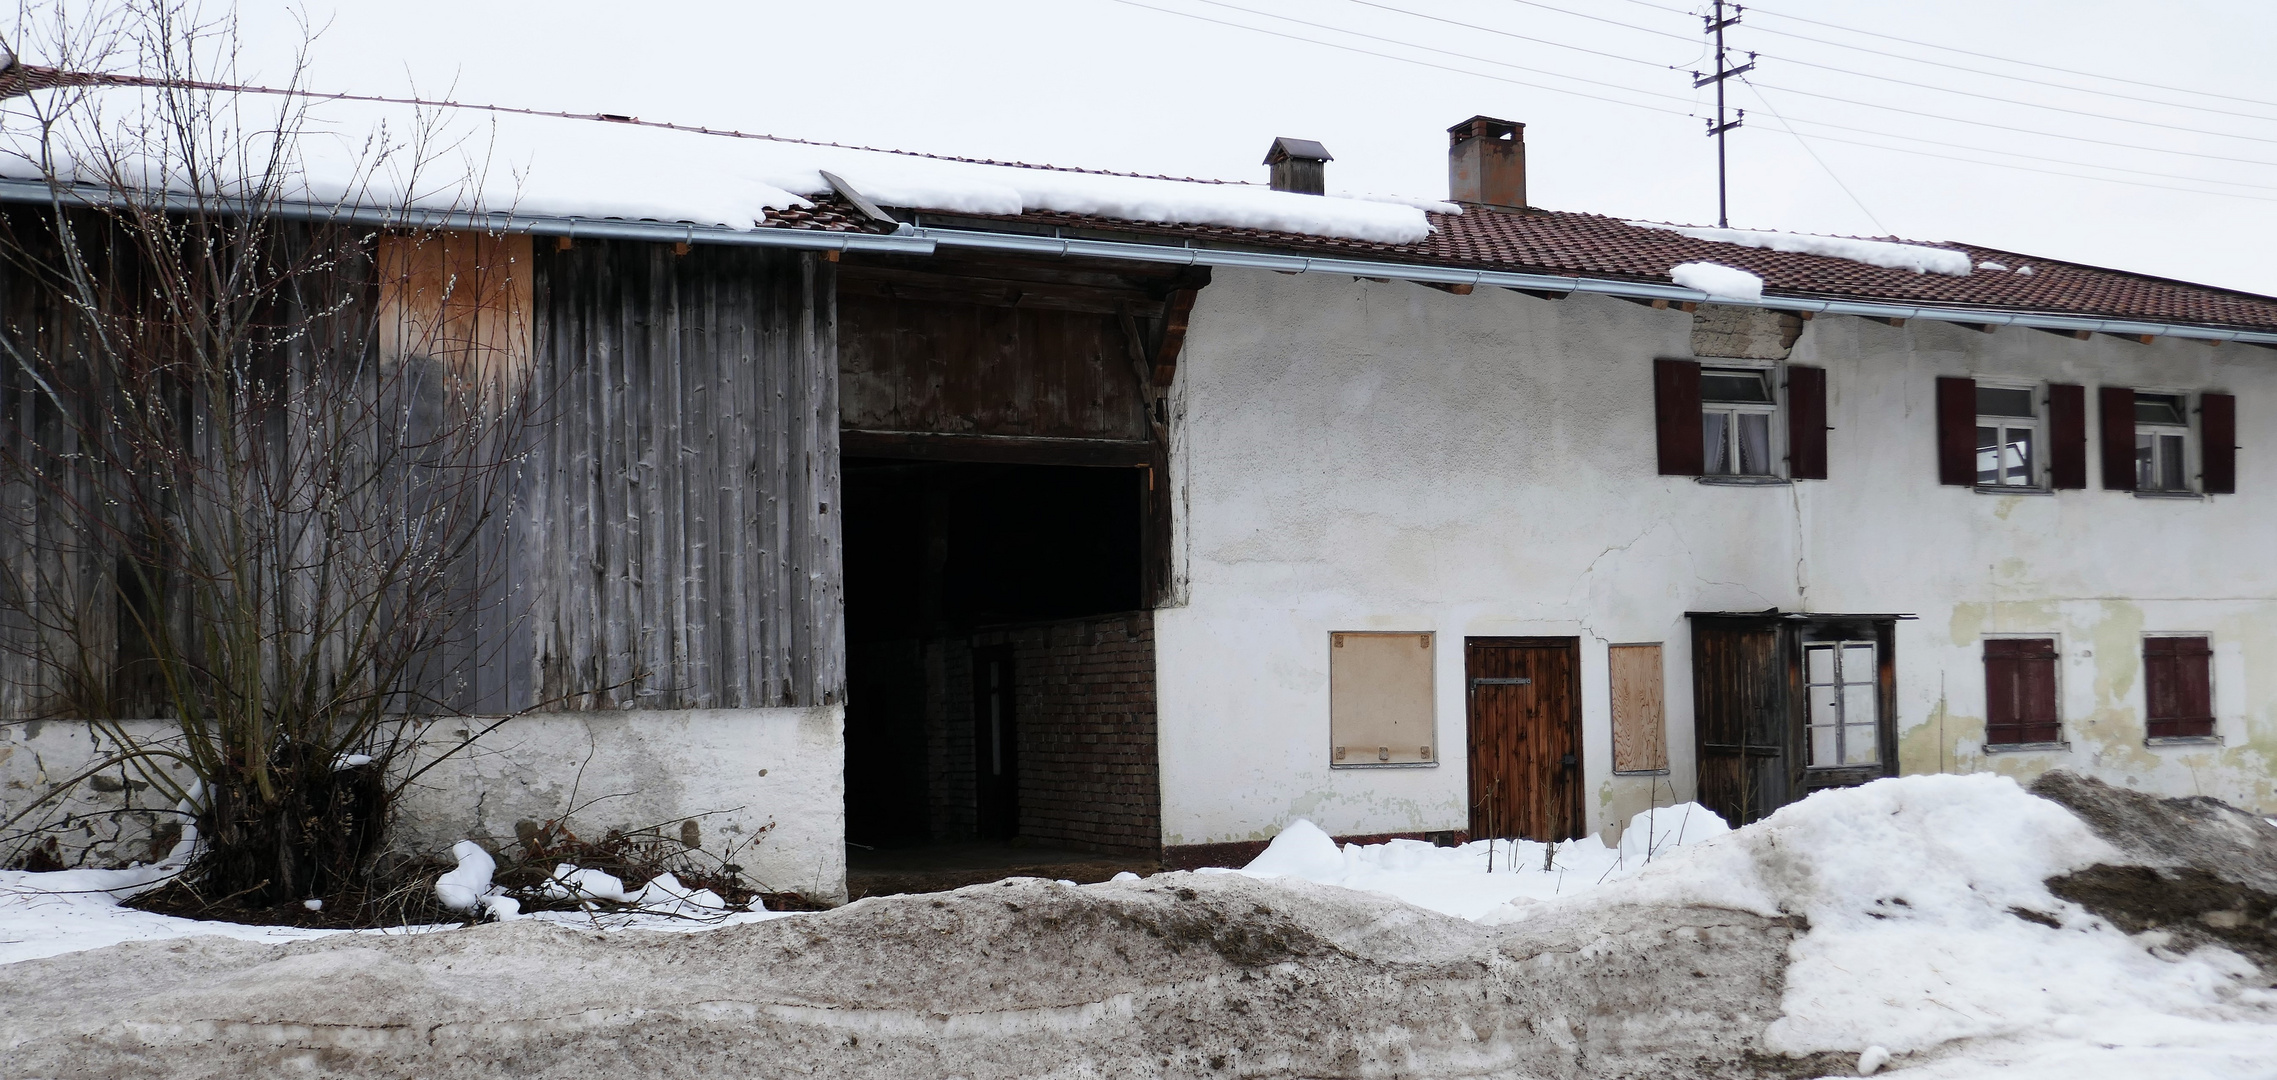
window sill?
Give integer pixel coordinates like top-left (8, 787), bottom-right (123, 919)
top-left (1695, 475), bottom-right (1791, 487)
top-left (1329, 761), bottom-right (1440, 769)
top-left (2145, 734), bottom-right (2221, 746)
top-left (1984, 740), bottom-right (2070, 753)
top-left (1974, 485), bottom-right (2052, 496)
top-left (2132, 489), bottom-right (2203, 500)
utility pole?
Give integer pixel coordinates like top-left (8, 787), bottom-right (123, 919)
top-left (1694, 0), bottom-right (1754, 228)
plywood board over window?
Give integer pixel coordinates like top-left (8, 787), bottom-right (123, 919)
top-left (1330, 631), bottom-right (1436, 766)
top-left (1610, 643), bottom-right (1668, 773)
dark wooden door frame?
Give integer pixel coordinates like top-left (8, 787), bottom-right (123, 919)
top-left (1689, 612), bottom-right (1901, 826)
top-left (1463, 636), bottom-right (1585, 842)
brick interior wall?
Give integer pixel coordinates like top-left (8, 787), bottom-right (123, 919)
top-left (924, 611), bottom-right (1159, 855)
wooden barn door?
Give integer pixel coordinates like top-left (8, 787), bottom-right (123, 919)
top-left (1691, 617), bottom-right (1793, 828)
top-left (1465, 638), bottom-right (1583, 842)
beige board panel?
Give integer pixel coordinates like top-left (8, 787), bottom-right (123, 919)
top-left (1330, 631), bottom-right (1436, 765)
top-left (1610, 643), bottom-right (1669, 773)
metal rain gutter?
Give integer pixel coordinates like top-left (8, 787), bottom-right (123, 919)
top-left (909, 225), bottom-right (2277, 348)
top-left (0, 177), bottom-right (939, 256)
top-left (0, 174), bottom-right (2262, 345)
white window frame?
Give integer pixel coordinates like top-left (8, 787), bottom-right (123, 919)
top-left (1803, 639), bottom-right (1881, 769)
top-left (1700, 364), bottom-right (1783, 478)
top-left (1974, 382), bottom-right (2041, 489)
top-left (2134, 392), bottom-right (2193, 493)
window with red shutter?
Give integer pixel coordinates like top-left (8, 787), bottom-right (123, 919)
top-left (1983, 638), bottom-right (2061, 746)
top-left (1655, 359), bottom-right (1704, 476)
top-left (2143, 636), bottom-right (2214, 739)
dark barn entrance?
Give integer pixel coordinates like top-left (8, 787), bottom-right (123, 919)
top-left (832, 247), bottom-right (1202, 892)
top-left (841, 458), bottom-right (1156, 855)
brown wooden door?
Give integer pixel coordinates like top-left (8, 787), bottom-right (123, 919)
top-left (1690, 617), bottom-right (1792, 828)
top-left (1465, 638), bottom-right (1583, 842)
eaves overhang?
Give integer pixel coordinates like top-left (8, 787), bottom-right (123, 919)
top-left (2, 176), bottom-right (2267, 347)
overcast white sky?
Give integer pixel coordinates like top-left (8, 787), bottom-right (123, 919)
top-left (219, 0), bottom-right (2277, 295)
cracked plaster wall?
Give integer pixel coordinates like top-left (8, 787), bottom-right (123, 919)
top-left (1156, 267), bottom-right (2277, 847)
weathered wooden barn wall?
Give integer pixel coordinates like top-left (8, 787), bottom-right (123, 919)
top-left (514, 240), bottom-right (843, 712)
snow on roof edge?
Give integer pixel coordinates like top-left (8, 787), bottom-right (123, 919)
top-left (1630, 221), bottom-right (1975, 277)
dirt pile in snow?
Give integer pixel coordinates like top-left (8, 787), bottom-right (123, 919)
top-left (2031, 771), bottom-right (2277, 975)
top-left (0, 873), bottom-right (1805, 1079)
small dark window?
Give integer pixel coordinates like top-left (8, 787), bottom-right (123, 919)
top-left (2134, 394), bottom-right (2190, 491)
top-left (2143, 636), bottom-right (2213, 739)
top-left (1701, 367), bottom-right (1777, 476)
top-left (1983, 638), bottom-right (2060, 746)
top-left (1975, 386), bottom-right (2039, 488)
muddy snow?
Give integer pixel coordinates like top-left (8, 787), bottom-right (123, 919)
top-left (2, 772), bottom-right (2273, 1078)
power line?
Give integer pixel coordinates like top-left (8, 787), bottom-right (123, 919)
top-left (1211, 0), bottom-right (2277, 182)
top-left (1747, 79), bottom-right (2277, 167)
top-left (1544, 0), bottom-right (2277, 127)
top-left (1756, 49), bottom-right (2277, 139)
top-left (1767, 112), bottom-right (2277, 194)
top-left (1740, 81), bottom-right (2277, 205)
top-left (1739, 1), bottom-right (2277, 113)
top-left (1333, 0), bottom-right (1694, 72)
top-left (1735, 74), bottom-right (1887, 233)
top-left (1103, 0), bottom-right (1708, 115)
top-left (1106, 0), bottom-right (2277, 206)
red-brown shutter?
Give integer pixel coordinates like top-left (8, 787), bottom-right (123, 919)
top-left (2201, 392), bottom-right (2236, 494)
top-left (2143, 636), bottom-right (2213, 738)
top-left (1655, 358), bottom-right (1703, 476)
top-left (2100, 386), bottom-right (2137, 491)
top-left (1984, 638), bottom-right (2060, 745)
top-left (2047, 383), bottom-right (2087, 489)
top-left (1787, 365), bottom-right (1827, 480)
top-left (1935, 376), bottom-right (1975, 486)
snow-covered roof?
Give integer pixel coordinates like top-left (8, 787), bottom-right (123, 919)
top-left (4, 76), bottom-right (2273, 334)
top-left (0, 83), bottom-right (1439, 245)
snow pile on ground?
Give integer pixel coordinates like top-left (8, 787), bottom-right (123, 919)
top-left (1229, 774), bottom-right (2277, 1078)
top-left (1635, 222), bottom-right (1975, 276)
top-left (1224, 802), bottom-right (1727, 920)
top-left (0, 87), bottom-right (1437, 244)
top-left (1669, 260), bottom-right (1766, 301)
top-left (0, 861), bottom-right (350, 964)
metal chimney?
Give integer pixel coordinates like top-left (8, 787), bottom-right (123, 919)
top-left (1447, 116), bottom-right (1525, 211)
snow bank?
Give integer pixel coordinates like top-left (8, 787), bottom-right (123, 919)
top-left (1228, 775), bottom-right (2277, 1074)
top-left (1738, 775), bottom-right (2275, 1061)
top-left (1635, 222), bottom-right (1973, 276)
top-left (1226, 803), bottom-right (1728, 921)
top-left (1670, 261), bottom-right (1765, 301)
top-left (0, 88), bottom-right (1435, 244)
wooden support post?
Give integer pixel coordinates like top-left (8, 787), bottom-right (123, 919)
top-left (1152, 288), bottom-right (1198, 387)
top-left (555, 235), bottom-right (574, 251)
top-left (672, 241), bottom-right (691, 257)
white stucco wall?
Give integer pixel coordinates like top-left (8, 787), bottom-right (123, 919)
top-left (3, 707), bottom-right (847, 901)
top-left (1156, 267), bottom-right (2277, 848)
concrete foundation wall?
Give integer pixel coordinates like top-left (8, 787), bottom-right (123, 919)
top-left (3, 707), bottom-right (848, 902)
top-left (1157, 268), bottom-right (2277, 848)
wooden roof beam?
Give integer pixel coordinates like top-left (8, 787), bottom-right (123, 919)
top-left (1418, 281), bottom-right (1475, 295)
top-left (2034, 326), bottom-right (2093, 340)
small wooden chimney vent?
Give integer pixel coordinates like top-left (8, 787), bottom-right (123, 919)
top-left (1263, 137), bottom-right (1333, 196)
